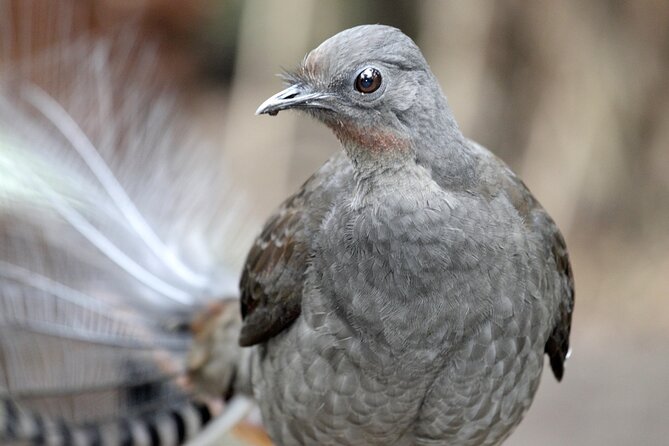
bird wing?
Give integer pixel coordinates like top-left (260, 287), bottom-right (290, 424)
top-left (483, 148), bottom-right (574, 382)
top-left (467, 139), bottom-right (574, 382)
top-left (506, 176), bottom-right (574, 382)
top-left (239, 152), bottom-right (352, 346)
top-left (238, 189), bottom-right (310, 347)
top-left (540, 218), bottom-right (574, 381)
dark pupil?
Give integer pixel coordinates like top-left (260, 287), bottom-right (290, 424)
top-left (360, 73), bottom-right (374, 89)
top-left (356, 68), bottom-right (381, 93)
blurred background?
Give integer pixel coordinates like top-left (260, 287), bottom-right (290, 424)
top-left (2, 0), bottom-right (668, 445)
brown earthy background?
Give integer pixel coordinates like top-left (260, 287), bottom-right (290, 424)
top-left (3, 1), bottom-right (668, 444)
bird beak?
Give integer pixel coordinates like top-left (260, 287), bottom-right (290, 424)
top-left (255, 84), bottom-right (330, 116)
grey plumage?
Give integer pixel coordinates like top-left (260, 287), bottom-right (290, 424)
top-left (238, 25), bottom-right (574, 445)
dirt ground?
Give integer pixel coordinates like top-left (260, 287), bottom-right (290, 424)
top-left (510, 331), bottom-right (669, 445)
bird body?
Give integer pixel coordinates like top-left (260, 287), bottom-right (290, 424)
top-left (238, 25), bottom-right (573, 446)
top-left (249, 148), bottom-right (556, 446)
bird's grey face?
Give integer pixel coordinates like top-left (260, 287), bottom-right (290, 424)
top-left (256, 25), bottom-right (433, 154)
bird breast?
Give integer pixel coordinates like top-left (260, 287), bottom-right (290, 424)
top-left (313, 182), bottom-right (464, 358)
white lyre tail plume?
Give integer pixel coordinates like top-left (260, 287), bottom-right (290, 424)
top-left (0, 2), bottom-right (256, 444)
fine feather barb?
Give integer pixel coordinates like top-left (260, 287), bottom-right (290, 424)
top-left (0, 1), bottom-right (256, 442)
top-left (21, 84), bottom-right (210, 293)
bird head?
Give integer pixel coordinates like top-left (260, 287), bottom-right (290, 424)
top-left (256, 25), bottom-right (458, 164)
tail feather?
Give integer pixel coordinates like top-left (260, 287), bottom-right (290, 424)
top-left (1, 395), bottom-right (229, 446)
top-left (21, 83), bottom-right (210, 292)
top-left (0, 2), bottom-right (255, 443)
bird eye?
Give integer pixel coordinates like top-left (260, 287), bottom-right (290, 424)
top-left (355, 67), bottom-right (382, 94)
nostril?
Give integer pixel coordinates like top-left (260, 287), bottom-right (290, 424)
top-left (283, 92), bottom-right (299, 100)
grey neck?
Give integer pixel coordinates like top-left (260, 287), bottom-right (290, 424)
top-left (407, 80), bottom-right (479, 190)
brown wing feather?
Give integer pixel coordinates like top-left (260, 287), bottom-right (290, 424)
top-left (543, 226), bottom-right (574, 381)
top-left (239, 153), bottom-right (353, 347)
top-left (239, 190), bottom-right (310, 347)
